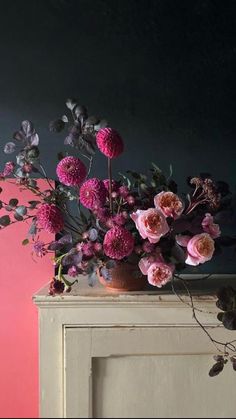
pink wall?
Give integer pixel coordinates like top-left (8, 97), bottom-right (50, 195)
top-left (0, 180), bottom-right (53, 418)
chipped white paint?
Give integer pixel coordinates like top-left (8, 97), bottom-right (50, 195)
top-left (33, 275), bottom-right (236, 418)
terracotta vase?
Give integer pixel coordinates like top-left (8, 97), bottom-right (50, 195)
top-left (97, 262), bottom-right (147, 292)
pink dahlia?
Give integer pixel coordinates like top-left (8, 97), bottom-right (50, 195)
top-left (79, 178), bottom-right (107, 210)
top-left (36, 203), bottom-right (64, 234)
top-left (103, 226), bottom-right (134, 260)
top-left (2, 161), bottom-right (15, 177)
top-left (56, 156), bottom-right (87, 186)
top-left (96, 128), bottom-right (124, 159)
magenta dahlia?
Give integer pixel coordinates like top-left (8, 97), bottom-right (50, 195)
top-left (36, 203), bottom-right (64, 234)
top-left (96, 128), bottom-right (124, 159)
top-left (103, 226), bottom-right (134, 260)
top-left (56, 156), bottom-right (87, 186)
top-left (2, 161), bottom-right (15, 176)
top-left (79, 178), bottom-right (107, 210)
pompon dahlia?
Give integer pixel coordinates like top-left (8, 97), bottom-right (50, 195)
top-left (103, 226), bottom-right (134, 260)
top-left (96, 128), bottom-right (124, 159)
top-left (3, 161), bottom-right (15, 176)
top-left (56, 156), bottom-right (87, 186)
top-left (79, 178), bottom-right (107, 210)
top-left (36, 203), bottom-right (64, 234)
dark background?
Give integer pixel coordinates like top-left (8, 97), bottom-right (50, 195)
top-left (0, 0), bottom-right (235, 272)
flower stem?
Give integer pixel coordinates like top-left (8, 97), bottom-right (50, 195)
top-left (108, 158), bottom-right (113, 215)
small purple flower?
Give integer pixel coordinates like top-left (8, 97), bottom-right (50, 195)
top-left (82, 242), bottom-right (94, 258)
top-left (33, 241), bottom-right (47, 257)
top-left (119, 185), bottom-right (129, 198)
top-left (68, 265), bottom-right (79, 278)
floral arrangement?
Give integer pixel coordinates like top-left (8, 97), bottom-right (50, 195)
top-left (0, 98), bottom-right (236, 376)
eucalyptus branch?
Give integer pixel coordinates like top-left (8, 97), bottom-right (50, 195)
top-left (38, 164), bottom-right (55, 191)
top-left (180, 277), bottom-right (236, 355)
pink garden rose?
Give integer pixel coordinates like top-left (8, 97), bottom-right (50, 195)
top-left (138, 253), bottom-right (165, 275)
top-left (202, 213), bottom-right (221, 239)
top-left (147, 261), bottom-right (174, 288)
top-left (186, 233), bottom-right (215, 266)
top-left (139, 254), bottom-right (161, 275)
top-left (154, 191), bottom-right (184, 219)
top-left (130, 208), bottom-right (169, 243)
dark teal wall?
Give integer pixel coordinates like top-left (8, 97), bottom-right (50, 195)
top-left (0, 0), bottom-right (235, 272)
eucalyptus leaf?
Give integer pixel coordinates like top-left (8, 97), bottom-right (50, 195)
top-left (28, 221), bottom-right (37, 236)
top-left (4, 142), bottom-right (16, 154)
top-left (13, 131), bottom-right (25, 141)
top-left (9, 198), bottom-right (19, 208)
top-left (15, 205), bottom-right (27, 216)
top-left (58, 233), bottom-right (73, 245)
top-left (222, 310), bottom-right (236, 330)
top-left (14, 212), bottom-right (23, 221)
top-left (28, 200), bottom-right (40, 209)
top-left (29, 133), bottom-right (39, 146)
top-left (61, 115), bottom-right (69, 123)
top-left (49, 119), bottom-right (65, 133)
top-left (88, 271), bottom-right (97, 287)
top-left (15, 168), bottom-right (24, 178)
top-left (94, 119), bottom-right (108, 131)
top-left (0, 215), bottom-right (11, 226)
top-left (85, 115), bottom-right (99, 125)
top-left (66, 98), bottom-right (77, 110)
top-left (74, 104), bottom-right (87, 118)
top-left (21, 120), bottom-right (34, 136)
top-left (100, 267), bottom-right (112, 282)
top-left (209, 361), bottom-right (224, 377)
top-left (88, 228), bottom-right (98, 242)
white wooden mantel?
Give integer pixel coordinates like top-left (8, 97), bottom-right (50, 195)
top-left (33, 275), bottom-right (236, 419)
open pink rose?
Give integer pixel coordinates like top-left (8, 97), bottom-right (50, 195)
top-left (147, 262), bottom-right (174, 288)
top-left (139, 252), bottom-right (164, 275)
top-left (186, 233), bottom-right (215, 266)
top-left (202, 213), bottom-right (221, 239)
top-left (130, 208), bottom-right (169, 243)
top-left (154, 191), bottom-right (184, 219)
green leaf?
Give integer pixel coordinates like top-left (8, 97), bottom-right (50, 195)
top-left (151, 162), bottom-right (162, 173)
top-left (118, 172), bottom-right (131, 189)
top-left (22, 239), bottom-right (29, 246)
top-left (0, 215), bottom-right (11, 226)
